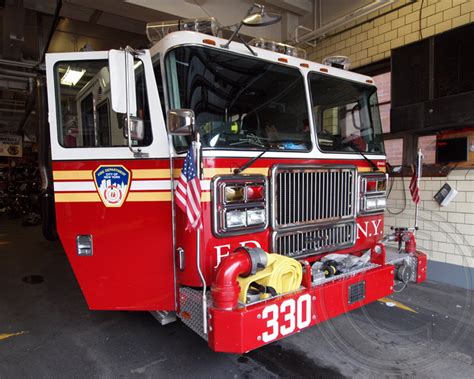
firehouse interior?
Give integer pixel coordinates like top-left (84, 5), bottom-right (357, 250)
top-left (0, 0), bottom-right (473, 377)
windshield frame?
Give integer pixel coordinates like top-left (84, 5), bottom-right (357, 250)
top-left (307, 70), bottom-right (385, 156)
top-left (163, 44), bottom-right (314, 154)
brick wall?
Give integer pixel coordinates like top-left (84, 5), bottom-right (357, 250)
top-left (385, 170), bottom-right (474, 270)
top-left (306, 0), bottom-right (474, 69)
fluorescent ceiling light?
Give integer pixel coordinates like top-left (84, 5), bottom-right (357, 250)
top-left (134, 60), bottom-right (142, 69)
top-left (61, 67), bottom-right (86, 86)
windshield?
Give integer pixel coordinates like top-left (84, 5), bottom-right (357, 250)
top-left (165, 46), bottom-right (311, 151)
top-left (308, 72), bottom-right (384, 154)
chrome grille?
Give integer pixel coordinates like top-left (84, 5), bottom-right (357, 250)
top-left (272, 222), bottom-right (356, 258)
top-left (271, 165), bottom-right (356, 230)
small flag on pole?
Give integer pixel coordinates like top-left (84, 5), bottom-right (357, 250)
top-left (175, 144), bottom-right (202, 230)
top-left (409, 150), bottom-right (422, 205)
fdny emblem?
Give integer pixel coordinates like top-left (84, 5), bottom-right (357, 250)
top-left (93, 165), bottom-right (131, 207)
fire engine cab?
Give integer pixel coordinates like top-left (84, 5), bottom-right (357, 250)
top-left (44, 14), bottom-right (427, 353)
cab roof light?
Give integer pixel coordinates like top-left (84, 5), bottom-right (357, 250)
top-left (322, 55), bottom-right (351, 70)
top-left (146, 17), bottom-right (220, 43)
top-left (202, 38), bottom-right (216, 46)
top-left (300, 63), bottom-right (309, 68)
top-left (248, 37), bottom-right (306, 59)
top-left (278, 57), bottom-right (288, 63)
top-left (319, 67), bottom-right (328, 73)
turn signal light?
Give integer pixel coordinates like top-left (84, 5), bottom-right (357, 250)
top-left (225, 186), bottom-right (245, 203)
top-left (246, 185), bottom-right (264, 201)
top-left (366, 179), bottom-right (378, 192)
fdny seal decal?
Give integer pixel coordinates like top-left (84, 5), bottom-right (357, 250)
top-left (93, 165), bottom-right (131, 207)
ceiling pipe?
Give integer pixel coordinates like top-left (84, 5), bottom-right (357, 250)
top-left (294, 0), bottom-right (397, 46)
top-left (36, 0), bottom-right (62, 68)
top-left (16, 77), bottom-right (37, 135)
top-left (0, 67), bottom-right (37, 78)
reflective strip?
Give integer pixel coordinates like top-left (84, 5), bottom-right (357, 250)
top-left (54, 181), bottom-right (96, 192)
top-left (53, 170), bottom-right (92, 180)
top-left (358, 166), bottom-right (386, 173)
top-left (201, 192), bottom-right (211, 202)
top-left (127, 192), bottom-right (172, 201)
top-left (55, 193), bottom-right (101, 202)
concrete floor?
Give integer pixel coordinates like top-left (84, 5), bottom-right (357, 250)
top-left (0, 216), bottom-right (473, 378)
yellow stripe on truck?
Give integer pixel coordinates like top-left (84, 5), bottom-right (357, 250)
top-left (53, 170), bottom-right (93, 180)
top-left (55, 193), bottom-right (101, 202)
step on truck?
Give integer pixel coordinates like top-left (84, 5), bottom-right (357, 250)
top-left (44, 16), bottom-right (427, 353)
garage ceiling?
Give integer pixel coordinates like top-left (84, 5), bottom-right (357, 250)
top-left (0, 0), bottom-right (397, 136)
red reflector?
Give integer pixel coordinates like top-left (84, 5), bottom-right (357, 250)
top-left (246, 185), bottom-right (264, 201)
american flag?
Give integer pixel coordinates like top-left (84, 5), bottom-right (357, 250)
top-left (175, 144), bottom-right (202, 230)
top-left (409, 164), bottom-right (420, 204)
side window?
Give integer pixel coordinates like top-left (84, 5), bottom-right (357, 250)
top-left (152, 55), bottom-right (166, 119)
top-left (55, 59), bottom-right (152, 148)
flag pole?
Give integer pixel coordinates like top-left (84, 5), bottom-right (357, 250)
top-left (194, 133), bottom-right (208, 335)
top-left (414, 148), bottom-right (423, 231)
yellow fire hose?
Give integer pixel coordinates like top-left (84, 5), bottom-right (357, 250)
top-left (237, 254), bottom-right (302, 304)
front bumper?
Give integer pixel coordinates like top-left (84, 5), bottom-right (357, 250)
top-left (180, 250), bottom-right (427, 354)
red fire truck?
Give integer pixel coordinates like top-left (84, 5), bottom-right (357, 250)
top-left (44, 16), bottom-right (426, 353)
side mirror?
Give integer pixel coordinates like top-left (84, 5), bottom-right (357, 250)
top-left (123, 116), bottom-right (145, 141)
top-left (108, 49), bottom-right (137, 115)
top-left (167, 109), bottom-right (195, 135)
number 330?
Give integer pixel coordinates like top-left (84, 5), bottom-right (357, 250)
top-left (261, 294), bottom-right (312, 343)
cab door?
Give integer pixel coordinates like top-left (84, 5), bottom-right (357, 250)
top-left (45, 50), bottom-right (175, 310)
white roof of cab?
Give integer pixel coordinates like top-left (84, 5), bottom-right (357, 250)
top-left (149, 30), bottom-right (376, 86)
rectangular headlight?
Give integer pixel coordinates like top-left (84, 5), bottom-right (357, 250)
top-left (213, 175), bottom-right (268, 237)
top-left (247, 208), bottom-right (266, 226)
top-left (376, 197), bottom-right (386, 209)
top-left (365, 198), bottom-right (378, 210)
top-left (226, 210), bottom-right (247, 228)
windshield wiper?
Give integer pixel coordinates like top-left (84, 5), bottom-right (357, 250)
top-left (234, 146), bottom-right (271, 175)
top-left (343, 141), bottom-right (380, 172)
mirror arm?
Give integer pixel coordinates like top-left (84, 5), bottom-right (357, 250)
top-left (221, 22), bottom-right (244, 50)
top-left (124, 46), bottom-right (148, 158)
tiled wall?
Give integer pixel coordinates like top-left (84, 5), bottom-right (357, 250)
top-left (306, 0), bottom-right (474, 69)
top-left (384, 170), bottom-right (474, 271)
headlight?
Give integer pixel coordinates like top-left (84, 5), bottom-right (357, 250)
top-left (247, 208), bottom-right (266, 225)
top-left (226, 210), bottom-right (247, 228)
top-left (213, 175), bottom-right (268, 236)
top-left (359, 173), bottom-right (387, 214)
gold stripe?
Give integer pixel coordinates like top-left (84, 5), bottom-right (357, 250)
top-left (201, 192), bottom-right (211, 202)
top-left (53, 170), bottom-right (92, 180)
top-left (203, 167), bottom-right (268, 178)
top-left (55, 193), bottom-right (101, 202)
top-left (127, 192), bottom-right (172, 201)
top-left (358, 167), bottom-right (386, 173)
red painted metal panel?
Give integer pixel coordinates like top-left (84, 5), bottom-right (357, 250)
top-left (414, 251), bottom-right (427, 283)
top-left (53, 159), bottom-right (175, 311)
top-left (208, 265), bottom-right (394, 353)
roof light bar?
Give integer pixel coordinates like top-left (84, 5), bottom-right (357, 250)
top-left (146, 17), bottom-right (220, 43)
top-left (248, 38), bottom-right (306, 59)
